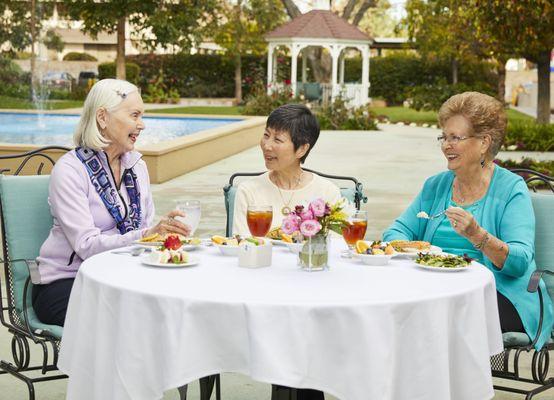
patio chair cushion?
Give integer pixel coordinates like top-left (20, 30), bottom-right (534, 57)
top-left (0, 175), bottom-right (63, 339)
top-left (531, 192), bottom-right (554, 307)
top-left (503, 331), bottom-right (554, 347)
top-left (225, 184), bottom-right (359, 237)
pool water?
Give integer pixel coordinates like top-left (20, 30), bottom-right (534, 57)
top-left (0, 112), bottom-right (243, 146)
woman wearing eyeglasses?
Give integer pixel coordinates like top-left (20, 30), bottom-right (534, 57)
top-left (383, 91), bottom-right (553, 350)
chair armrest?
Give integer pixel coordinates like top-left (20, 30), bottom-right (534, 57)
top-left (527, 269), bottom-right (554, 293)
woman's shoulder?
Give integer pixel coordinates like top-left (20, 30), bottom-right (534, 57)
top-left (309, 173), bottom-right (341, 191)
top-left (491, 165), bottom-right (528, 195)
top-left (52, 150), bottom-right (85, 177)
top-left (236, 172), bottom-right (271, 191)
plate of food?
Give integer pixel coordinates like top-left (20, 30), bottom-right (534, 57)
top-left (135, 234), bottom-right (201, 250)
top-left (351, 240), bottom-right (396, 266)
top-left (389, 240), bottom-right (442, 258)
top-left (266, 228), bottom-right (287, 246)
top-left (414, 253), bottom-right (472, 272)
top-left (211, 235), bottom-right (267, 256)
top-left (142, 249), bottom-right (198, 268)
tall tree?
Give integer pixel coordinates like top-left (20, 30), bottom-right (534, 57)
top-left (471, 0), bottom-right (554, 124)
top-left (212, 0), bottom-right (285, 103)
top-left (62, 0), bottom-right (216, 80)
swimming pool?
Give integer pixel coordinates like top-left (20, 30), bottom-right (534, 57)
top-left (0, 112), bottom-right (243, 146)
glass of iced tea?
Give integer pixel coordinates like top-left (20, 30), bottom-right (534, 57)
top-left (342, 210), bottom-right (368, 253)
top-left (246, 205), bottom-right (273, 237)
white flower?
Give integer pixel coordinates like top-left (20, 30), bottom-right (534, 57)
top-left (339, 197), bottom-right (357, 218)
top-left (507, 145), bottom-right (518, 151)
top-left (416, 211), bottom-right (429, 219)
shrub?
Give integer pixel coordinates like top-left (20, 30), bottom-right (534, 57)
top-left (0, 56), bottom-right (30, 98)
top-left (241, 83), bottom-right (299, 116)
top-left (143, 71), bottom-right (180, 104)
top-left (63, 52), bottom-right (97, 61)
top-left (406, 79), bottom-right (496, 111)
top-left (504, 122), bottom-right (554, 152)
top-left (494, 158), bottom-right (554, 187)
top-left (317, 97), bottom-right (379, 130)
top-left (98, 62), bottom-right (140, 84)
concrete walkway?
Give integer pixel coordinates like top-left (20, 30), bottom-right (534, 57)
top-left (1, 124), bottom-right (551, 399)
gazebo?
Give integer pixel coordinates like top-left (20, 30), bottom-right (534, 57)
top-left (265, 10), bottom-right (372, 107)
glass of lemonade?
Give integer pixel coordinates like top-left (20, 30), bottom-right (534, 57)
top-left (175, 200), bottom-right (201, 236)
top-left (246, 205), bottom-right (273, 237)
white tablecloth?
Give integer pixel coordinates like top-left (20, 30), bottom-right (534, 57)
top-left (58, 239), bottom-right (503, 400)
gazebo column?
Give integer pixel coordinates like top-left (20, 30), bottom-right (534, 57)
top-left (301, 49), bottom-right (307, 83)
top-left (267, 44), bottom-right (275, 94)
top-left (330, 45), bottom-right (342, 101)
top-left (339, 52), bottom-right (345, 84)
top-left (290, 44), bottom-right (301, 96)
top-left (361, 46), bottom-right (370, 105)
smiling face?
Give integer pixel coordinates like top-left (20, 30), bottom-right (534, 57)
top-left (441, 115), bottom-right (490, 172)
top-left (260, 127), bottom-right (308, 172)
top-left (98, 91), bottom-right (145, 156)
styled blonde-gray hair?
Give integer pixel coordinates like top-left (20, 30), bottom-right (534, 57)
top-left (73, 79), bottom-right (139, 150)
top-left (438, 91), bottom-right (507, 160)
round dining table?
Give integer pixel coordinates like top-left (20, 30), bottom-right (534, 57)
top-left (58, 239), bottom-right (503, 400)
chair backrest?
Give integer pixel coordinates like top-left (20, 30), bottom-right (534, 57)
top-left (304, 83), bottom-right (322, 101)
top-left (223, 168), bottom-right (367, 236)
top-left (531, 192), bottom-right (554, 306)
top-left (0, 175), bottom-right (54, 328)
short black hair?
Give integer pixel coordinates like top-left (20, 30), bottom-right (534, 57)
top-left (266, 104), bottom-right (320, 164)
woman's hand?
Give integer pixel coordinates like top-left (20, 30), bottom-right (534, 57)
top-left (143, 210), bottom-right (191, 238)
top-left (445, 206), bottom-right (480, 239)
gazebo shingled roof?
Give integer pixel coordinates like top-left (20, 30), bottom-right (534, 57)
top-left (266, 10), bottom-right (371, 42)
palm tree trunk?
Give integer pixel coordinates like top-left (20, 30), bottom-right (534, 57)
top-left (235, 53), bottom-right (242, 104)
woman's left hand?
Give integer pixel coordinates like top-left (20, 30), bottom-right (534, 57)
top-left (445, 206), bottom-right (480, 239)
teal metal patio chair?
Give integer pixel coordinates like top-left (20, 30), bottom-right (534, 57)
top-left (0, 147), bottom-right (220, 400)
top-left (490, 168), bottom-right (554, 399)
top-left (223, 168), bottom-right (367, 236)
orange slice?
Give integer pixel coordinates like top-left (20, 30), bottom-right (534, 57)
top-left (211, 235), bottom-right (227, 245)
top-left (355, 240), bottom-right (371, 254)
top-left (140, 233), bottom-right (160, 242)
top-left (281, 233), bottom-right (293, 243)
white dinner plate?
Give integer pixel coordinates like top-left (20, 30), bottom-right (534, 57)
top-left (393, 245), bottom-right (442, 259)
top-left (351, 252), bottom-right (396, 266)
top-left (134, 240), bottom-right (163, 247)
top-left (415, 262), bottom-right (469, 272)
top-left (142, 256), bottom-right (199, 268)
top-left (268, 238), bottom-right (287, 246)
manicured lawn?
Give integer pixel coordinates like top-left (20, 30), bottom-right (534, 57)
top-left (370, 106), bottom-right (534, 125)
top-left (147, 106), bottom-right (243, 115)
top-left (0, 95), bottom-right (83, 110)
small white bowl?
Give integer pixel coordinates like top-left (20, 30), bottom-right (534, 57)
top-left (285, 242), bottom-right (305, 254)
top-left (353, 252), bottom-right (395, 266)
top-left (215, 244), bottom-right (239, 256)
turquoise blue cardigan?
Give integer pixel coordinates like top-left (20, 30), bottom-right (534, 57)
top-left (383, 166), bottom-right (553, 350)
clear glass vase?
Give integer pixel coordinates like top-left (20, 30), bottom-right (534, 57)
top-left (299, 234), bottom-right (329, 271)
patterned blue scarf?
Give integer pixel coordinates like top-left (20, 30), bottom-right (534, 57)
top-left (75, 147), bottom-right (142, 234)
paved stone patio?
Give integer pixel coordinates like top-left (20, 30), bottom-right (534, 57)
top-left (1, 125), bottom-right (551, 399)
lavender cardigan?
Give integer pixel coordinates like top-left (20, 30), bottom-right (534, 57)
top-left (36, 149), bottom-right (155, 284)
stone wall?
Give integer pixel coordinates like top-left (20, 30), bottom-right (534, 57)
top-left (13, 60), bottom-right (99, 77)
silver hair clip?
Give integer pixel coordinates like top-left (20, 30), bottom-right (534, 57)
top-left (115, 90), bottom-right (128, 99)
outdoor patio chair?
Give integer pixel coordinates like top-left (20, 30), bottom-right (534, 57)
top-left (490, 168), bottom-right (554, 399)
top-left (303, 83), bottom-right (323, 103)
top-left (223, 168), bottom-right (367, 237)
top-left (0, 146), bottom-right (220, 400)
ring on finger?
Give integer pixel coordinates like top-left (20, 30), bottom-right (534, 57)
top-left (453, 221), bottom-right (458, 228)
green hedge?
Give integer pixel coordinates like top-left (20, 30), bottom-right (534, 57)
top-left (0, 57), bottom-right (30, 98)
top-left (505, 122), bottom-right (554, 152)
top-left (495, 158), bottom-right (554, 179)
top-left (98, 62), bottom-right (140, 85)
top-left (63, 52), bottom-right (97, 61)
top-left (127, 53), bottom-right (267, 98)
top-left (368, 53), bottom-right (498, 106)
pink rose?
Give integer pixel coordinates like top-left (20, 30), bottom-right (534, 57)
top-left (299, 209), bottom-right (314, 221)
top-left (309, 198), bottom-right (326, 217)
top-left (281, 215), bottom-right (299, 234)
top-left (299, 219), bottom-right (322, 237)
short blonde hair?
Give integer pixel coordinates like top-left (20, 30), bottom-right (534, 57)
top-left (73, 79), bottom-right (139, 150)
top-left (438, 91), bottom-right (507, 159)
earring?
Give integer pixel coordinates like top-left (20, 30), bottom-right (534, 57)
top-left (480, 157), bottom-right (485, 168)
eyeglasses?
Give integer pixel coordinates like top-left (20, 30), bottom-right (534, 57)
top-left (436, 134), bottom-right (473, 145)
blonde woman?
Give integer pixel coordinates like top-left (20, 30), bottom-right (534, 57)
top-left (33, 79), bottom-right (190, 326)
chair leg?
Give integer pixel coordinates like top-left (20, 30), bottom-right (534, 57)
top-left (525, 379), bottom-right (554, 400)
top-left (177, 384), bottom-right (188, 400)
top-left (271, 385), bottom-right (298, 400)
top-left (199, 374), bottom-right (221, 400)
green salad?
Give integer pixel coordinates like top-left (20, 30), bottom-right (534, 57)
top-left (415, 253), bottom-right (472, 268)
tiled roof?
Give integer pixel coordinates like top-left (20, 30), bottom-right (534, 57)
top-left (266, 10), bottom-right (371, 41)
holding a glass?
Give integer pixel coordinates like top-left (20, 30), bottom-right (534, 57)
top-left (175, 200), bottom-right (201, 236)
top-left (246, 205), bottom-right (273, 237)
